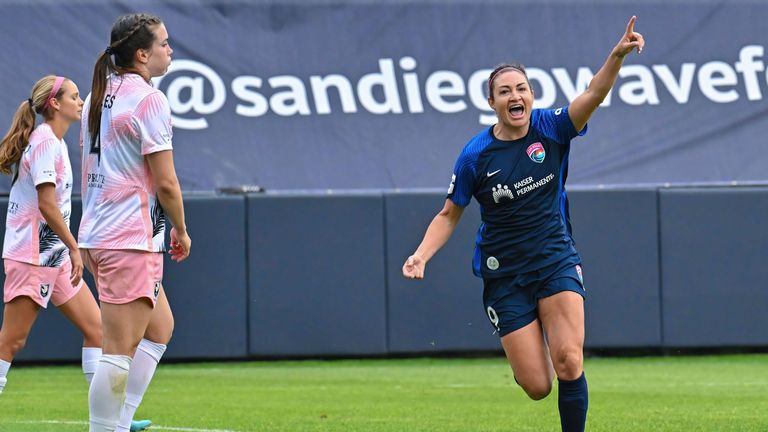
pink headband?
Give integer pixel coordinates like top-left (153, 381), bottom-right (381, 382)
top-left (42, 76), bottom-right (66, 111)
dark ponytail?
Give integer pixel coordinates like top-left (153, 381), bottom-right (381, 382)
top-left (87, 50), bottom-right (116, 150)
top-left (88, 13), bottom-right (162, 149)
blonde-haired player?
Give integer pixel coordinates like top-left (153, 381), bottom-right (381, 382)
top-left (0, 75), bottom-right (102, 396)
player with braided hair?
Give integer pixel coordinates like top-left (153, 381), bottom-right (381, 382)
top-left (80, 12), bottom-right (191, 432)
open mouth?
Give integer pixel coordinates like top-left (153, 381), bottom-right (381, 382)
top-left (508, 104), bottom-right (524, 118)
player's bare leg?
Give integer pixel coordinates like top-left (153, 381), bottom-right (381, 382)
top-left (499, 318), bottom-right (555, 400)
top-left (57, 283), bottom-right (103, 385)
top-left (0, 297), bottom-right (40, 393)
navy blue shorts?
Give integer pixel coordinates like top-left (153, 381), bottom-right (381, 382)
top-left (482, 258), bottom-right (586, 337)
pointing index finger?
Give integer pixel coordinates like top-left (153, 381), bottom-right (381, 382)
top-left (625, 15), bottom-right (637, 36)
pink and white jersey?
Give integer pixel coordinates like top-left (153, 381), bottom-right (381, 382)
top-left (79, 73), bottom-right (173, 252)
top-left (2, 123), bottom-right (73, 267)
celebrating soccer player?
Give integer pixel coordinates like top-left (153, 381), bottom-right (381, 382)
top-left (403, 16), bottom-right (644, 432)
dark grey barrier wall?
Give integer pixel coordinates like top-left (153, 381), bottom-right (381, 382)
top-left (659, 187), bottom-right (768, 347)
top-left (0, 195), bottom-right (249, 361)
top-left (384, 193), bottom-right (500, 353)
top-left (160, 194), bottom-right (249, 359)
top-left (568, 188), bottom-right (662, 348)
top-left (246, 193), bottom-right (388, 356)
top-left (3, 187), bottom-right (768, 363)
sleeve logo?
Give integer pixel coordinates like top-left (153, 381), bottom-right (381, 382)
top-left (447, 174), bottom-right (456, 194)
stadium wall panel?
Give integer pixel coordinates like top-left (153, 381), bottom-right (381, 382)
top-left (159, 194), bottom-right (249, 359)
top-left (384, 193), bottom-right (501, 353)
top-left (246, 193), bottom-right (389, 356)
top-left (568, 188), bottom-right (663, 348)
top-left (658, 187), bottom-right (768, 347)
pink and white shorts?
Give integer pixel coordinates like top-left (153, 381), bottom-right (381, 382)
top-left (3, 257), bottom-right (83, 308)
top-left (81, 249), bottom-right (163, 306)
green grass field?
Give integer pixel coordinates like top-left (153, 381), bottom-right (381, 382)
top-left (0, 354), bottom-right (766, 431)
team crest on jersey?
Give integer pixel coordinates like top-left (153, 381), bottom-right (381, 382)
top-left (526, 142), bottom-right (545, 163)
top-left (153, 281), bottom-right (161, 299)
top-left (40, 283), bottom-right (50, 297)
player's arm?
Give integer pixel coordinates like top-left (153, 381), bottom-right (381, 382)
top-left (145, 150), bottom-right (191, 262)
top-left (402, 199), bottom-right (464, 279)
top-left (37, 183), bottom-right (82, 285)
top-left (569, 15), bottom-right (645, 132)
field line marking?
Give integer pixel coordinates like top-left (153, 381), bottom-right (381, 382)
top-left (5, 419), bottom-right (239, 432)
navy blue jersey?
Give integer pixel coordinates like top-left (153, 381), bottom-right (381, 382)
top-left (447, 106), bottom-right (586, 278)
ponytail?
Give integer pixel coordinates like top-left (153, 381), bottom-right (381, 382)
top-left (0, 75), bottom-right (63, 176)
top-left (89, 13), bottom-right (162, 148)
top-left (88, 51), bottom-right (114, 149)
top-left (0, 100), bottom-right (36, 175)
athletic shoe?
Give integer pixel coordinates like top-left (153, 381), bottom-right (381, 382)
top-left (130, 419), bottom-right (152, 431)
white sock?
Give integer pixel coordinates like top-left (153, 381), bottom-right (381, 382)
top-left (0, 359), bottom-right (10, 394)
top-left (89, 354), bottom-right (131, 432)
top-left (83, 347), bottom-right (103, 386)
top-left (116, 339), bottom-right (167, 431)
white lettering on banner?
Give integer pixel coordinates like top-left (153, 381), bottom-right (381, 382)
top-left (697, 61), bottom-right (739, 103)
top-left (651, 64), bottom-right (696, 103)
top-left (153, 59), bottom-right (226, 130)
top-left (310, 75), bottom-right (358, 114)
top-left (735, 45), bottom-right (764, 100)
top-left (154, 45), bottom-right (768, 130)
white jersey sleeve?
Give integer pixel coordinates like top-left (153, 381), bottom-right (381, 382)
top-left (135, 91), bottom-right (173, 155)
top-left (29, 138), bottom-right (58, 186)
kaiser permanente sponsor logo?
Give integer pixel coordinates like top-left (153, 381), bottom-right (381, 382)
top-left (154, 45), bottom-right (768, 130)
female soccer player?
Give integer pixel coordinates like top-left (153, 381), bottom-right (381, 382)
top-left (0, 75), bottom-right (104, 395)
top-left (80, 13), bottom-right (191, 432)
top-left (402, 16), bottom-right (644, 432)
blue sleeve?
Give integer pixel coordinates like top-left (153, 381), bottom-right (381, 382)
top-left (534, 105), bottom-right (587, 145)
top-left (446, 148), bottom-right (477, 208)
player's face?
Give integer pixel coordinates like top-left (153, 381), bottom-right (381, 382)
top-left (144, 23), bottom-right (173, 77)
top-left (488, 70), bottom-right (534, 134)
top-left (55, 80), bottom-right (84, 123)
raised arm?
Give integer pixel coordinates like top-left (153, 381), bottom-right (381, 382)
top-left (402, 199), bottom-right (465, 279)
top-left (569, 15), bottom-right (645, 132)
